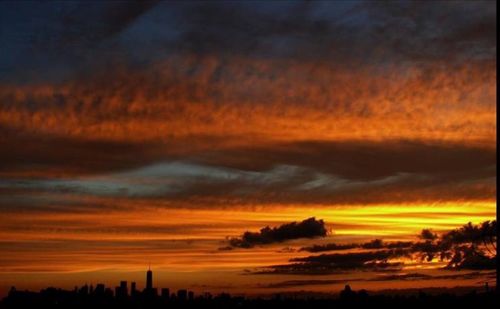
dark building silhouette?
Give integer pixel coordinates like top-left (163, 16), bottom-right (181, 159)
top-left (79, 284), bottom-right (88, 295)
top-left (120, 281), bottom-right (127, 293)
top-left (143, 267), bottom-right (158, 297)
top-left (104, 287), bottom-right (113, 298)
top-left (146, 267), bottom-right (153, 290)
top-left (161, 288), bottom-right (170, 299)
top-left (177, 289), bottom-right (187, 301)
top-left (2, 281), bottom-right (498, 308)
top-left (95, 283), bottom-right (105, 295)
top-left (340, 284), bottom-right (355, 300)
top-left (131, 281), bottom-right (136, 296)
top-left (115, 281), bottom-right (128, 298)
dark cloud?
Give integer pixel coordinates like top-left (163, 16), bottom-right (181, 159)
top-left (59, 1), bottom-right (160, 46)
top-left (0, 1), bottom-right (160, 82)
top-left (362, 0), bottom-right (496, 64)
top-left (167, 141), bottom-right (496, 205)
top-left (227, 217), bottom-right (327, 249)
top-left (255, 250), bottom-right (405, 275)
top-left (369, 271), bottom-right (495, 282)
top-left (0, 132), bottom-right (168, 178)
top-left (193, 140), bottom-right (496, 181)
top-left (300, 243), bottom-right (358, 253)
top-left (166, 0), bottom-right (496, 65)
top-left (0, 0), bottom-right (495, 82)
top-left (300, 240), bottom-right (414, 253)
top-left (419, 229), bottom-right (438, 241)
top-left (291, 250), bottom-right (406, 268)
top-left (0, 136), bottom-right (495, 207)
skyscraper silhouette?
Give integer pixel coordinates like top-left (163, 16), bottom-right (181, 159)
top-left (115, 281), bottom-right (128, 298)
top-left (146, 266), bottom-right (153, 290)
top-left (131, 282), bottom-right (136, 296)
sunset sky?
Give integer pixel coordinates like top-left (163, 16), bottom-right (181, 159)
top-left (0, 0), bottom-right (496, 296)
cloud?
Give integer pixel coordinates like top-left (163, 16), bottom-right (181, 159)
top-left (0, 139), bottom-right (495, 207)
top-left (361, 1), bottom-right (496, 64)
top-left (0, 132), bottom-right (171, 178)
top-left (300, 243), bottom-right (358, 253)
top-left (0, 1), bottom-right (496, 147)
top-left (227, 217), bottom-right (327, 248)
top-left (255, 250), bottom-right (405, 275)
top-left (152, 1), bottom-right (496, 65)
top-left (0, 16), bottom-right (495, 200)
top-left (0, 1), bottom-right (161, 83)
top-left (419, 229), bottom-right (438, 241)
top-left (59, 1), bottom-right (160, 46)
top-left (0, 57), bottom-right (495, 144)
top-left (1, 1), bottom-right (495, 83)
top-left (369, 271), bottom-right (494, 282)
top-left (300, 240), bottom-right (414, 253)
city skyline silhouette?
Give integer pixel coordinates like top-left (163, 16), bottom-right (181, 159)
top-left (2, 267), bottom-right (498, 308)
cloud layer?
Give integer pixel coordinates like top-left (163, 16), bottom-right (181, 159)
top-left (226, 217), bottom-right (327, 249)
top-left (0, 1), bottom-right (495, 210)
top-left (255, 220), bottom-right (496, 275)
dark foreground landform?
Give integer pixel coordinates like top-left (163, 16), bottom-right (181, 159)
top-left (1, 285), bottom-right (498, 309)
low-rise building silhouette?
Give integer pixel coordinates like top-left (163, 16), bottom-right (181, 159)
top-left (131, 281), bottom-right (137, 297)
top-left (161, 288), bottom-right (170, 299)
top-left (177, 289), bottom-right (187, 301)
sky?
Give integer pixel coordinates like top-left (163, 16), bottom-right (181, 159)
top-left (0, 0), bottom-right (496, 297)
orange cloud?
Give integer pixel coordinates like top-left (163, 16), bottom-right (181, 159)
top-left (0, 57), bottom-right (495, 146)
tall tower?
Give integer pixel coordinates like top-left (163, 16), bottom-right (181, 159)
top-left (146, 266), bottom-right (153, 290)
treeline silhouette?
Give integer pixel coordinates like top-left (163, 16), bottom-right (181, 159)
top-left (1, 284), bottom-right (497, 308)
